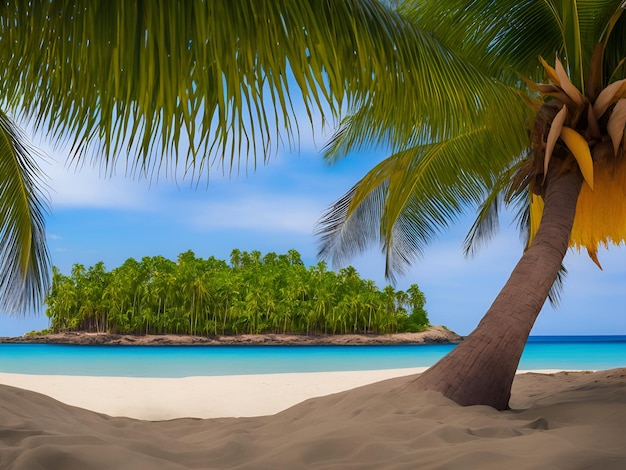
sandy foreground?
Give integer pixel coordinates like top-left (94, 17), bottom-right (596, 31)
top-left (1, 369), bottom-right (625, 469)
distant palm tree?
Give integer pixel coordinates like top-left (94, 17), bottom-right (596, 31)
top-left (2, 1), bottom-right (625, 409)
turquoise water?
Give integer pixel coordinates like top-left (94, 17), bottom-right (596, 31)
top-left (0, 336), bottom-right (623, 377)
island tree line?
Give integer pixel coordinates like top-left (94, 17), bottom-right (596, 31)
top-left (44, 249), bottom-right (429, 336)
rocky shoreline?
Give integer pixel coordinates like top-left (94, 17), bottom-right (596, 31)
top-left (0, 326), bottom-right (462, 346)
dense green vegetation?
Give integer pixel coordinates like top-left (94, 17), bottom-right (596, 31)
top-left (44, 249), bottom-right (429, 336)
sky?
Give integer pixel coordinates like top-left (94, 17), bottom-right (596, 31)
top-left (0, 120), bottom-right (625, 337)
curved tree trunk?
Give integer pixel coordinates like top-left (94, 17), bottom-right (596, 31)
top-left (411, 169), bottom-right (583, 410)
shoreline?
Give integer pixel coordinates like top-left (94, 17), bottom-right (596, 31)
top-left (0, 325), bottom-right (463, 346)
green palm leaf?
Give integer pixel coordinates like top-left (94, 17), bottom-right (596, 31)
top-left (0, 111), bottom-right (50, 314)
top-left (403, 1), bottom-right (625, 88)
top-left (0, 0), bottom-right (537, 178)
top-left (317, 120), bottom-right (531, 279)
top-left (400, 0), bottom-right (561, 85)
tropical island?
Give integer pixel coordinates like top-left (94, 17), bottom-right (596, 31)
top-left (2, 249), bottom-right (462, 345)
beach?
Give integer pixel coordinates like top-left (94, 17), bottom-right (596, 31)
top-left (1, 368), bottom-right (625, 469)
top-left (0, 368), bottom-right (431, 420)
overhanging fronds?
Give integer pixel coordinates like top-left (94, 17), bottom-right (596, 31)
top-left (0, 0), bottom-right (521, 182)
top-left (0, 111), bottom-right (50, 314)
top-left (317, 123), bottom-right (531, 280)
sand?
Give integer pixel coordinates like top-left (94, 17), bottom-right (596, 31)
top-left (1, 368), bottom-right (625, 469)
top-left (0, 368), bottom-right (431, 420)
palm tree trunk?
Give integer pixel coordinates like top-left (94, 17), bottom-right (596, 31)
top-left (411, 169), bottom-right (583, 410)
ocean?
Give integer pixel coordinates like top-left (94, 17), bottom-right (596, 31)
top-left (0, 336), bottom-right (623, 378)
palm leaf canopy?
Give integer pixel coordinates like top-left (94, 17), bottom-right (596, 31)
top-left (0, 0), bottom-right (525, 175)
top-left (317, 0), bottom-right (626, 280)
top-left (1, 0), bottom-right (624, 312)
top-left (0, 0), bottom-right (528, 312)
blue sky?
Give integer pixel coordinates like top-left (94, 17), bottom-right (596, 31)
top-left (0, 122), bottom-right (625, 337)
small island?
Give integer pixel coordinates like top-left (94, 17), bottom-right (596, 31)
top-left (1, 249), bottom-right (463, 345)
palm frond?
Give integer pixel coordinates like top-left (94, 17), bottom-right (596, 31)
top-left (462, 187), bottom-right (503, 258)
top-left (0, 111), bottom-right (50, 314)
top-left (316, 182), bottom-right (386, 269)
top-left (317, 120), bottom-right (531, 279)
top-left (602, 4), bottom-right (626, 82)
top-left (322, 87), bottom-right (533, 172)
top-left (401, 0), bottom-right (562, 85)
top-left (0, 0), bottom-right (524, 181)
top-left (463, 157), bottom-right (533, 257)
top-left (576, 1), bottom-right (626, 83)
top-left (402, 1), bottom-right (626, 88)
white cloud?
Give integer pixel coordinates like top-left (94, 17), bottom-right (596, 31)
top-left (189, 195), bottom-right (324, 234)
top-left (39, 157), bottom-right (154, 210)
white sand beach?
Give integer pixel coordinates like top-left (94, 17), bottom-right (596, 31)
top-left (1, 368), bottom-right (625, 469)
top-left (0, 368), bottom-right (430, 420)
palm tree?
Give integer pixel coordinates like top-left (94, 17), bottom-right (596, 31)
top-left (2, 1), bottom-right (624, 409)
top-left (316, 2), bottom-right (626, 409)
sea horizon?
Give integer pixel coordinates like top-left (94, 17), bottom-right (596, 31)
top-left (1, 335), bottom-right (623, 378)
top-left (526, 334), bottom-right (626, 341)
